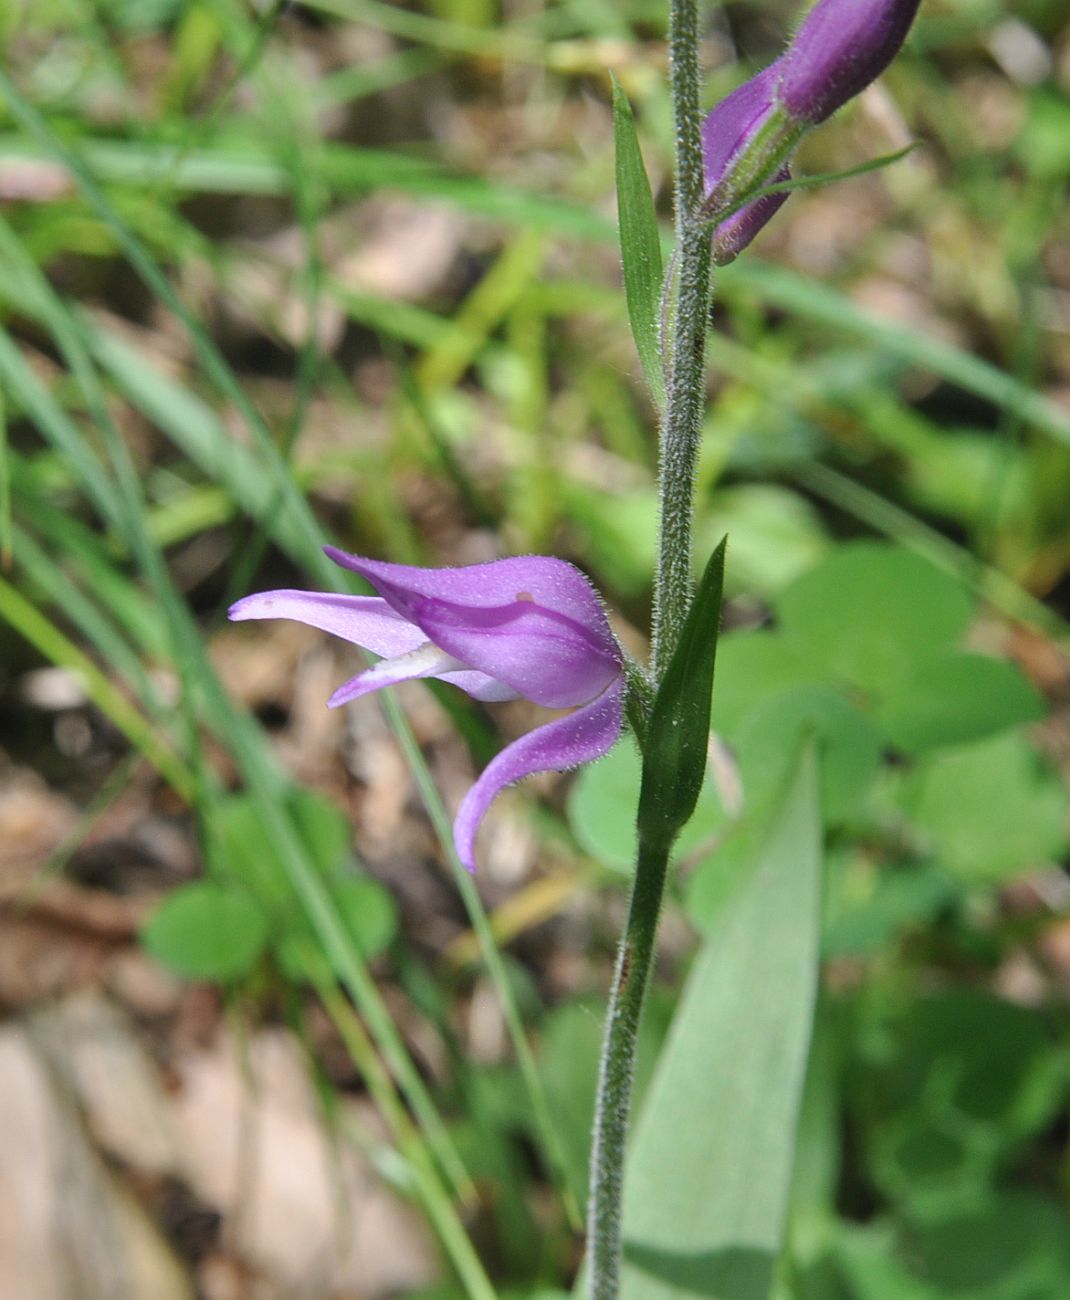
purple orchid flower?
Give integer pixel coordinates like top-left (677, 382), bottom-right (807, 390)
top-left (229, 548), bottom-right (624, 872)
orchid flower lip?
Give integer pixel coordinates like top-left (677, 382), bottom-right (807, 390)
top-left (452, 676), bottom-right (624, 872)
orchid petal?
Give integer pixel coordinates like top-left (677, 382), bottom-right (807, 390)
top-left (330, 666), bottom-right (521, 706)
top-left (324, 549), bottom-right (621, 709)
top-left (231, 588), bottom-right (522, 706)
top-left (229, 590), bottom-right (426, 659)
top-left (325, 549), bottom-right (619, 658)
top-left (328, 642), bottom-right (470, 707)
top-left (452, 678), bottom-right (624, 872)
top-left (412, 599), bottom-right (620, 708)
top-left (713, 166), bottom-right (791, 264)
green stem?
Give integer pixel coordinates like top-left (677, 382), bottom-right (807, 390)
top-left (622, 655), bottom-right (654, 743)
top-left (587, 1), bottom-right (712, 1294)
top-left (586, 838), bottom-right (671, 1300)
top-left (651, 0), bottom-right (714, 678)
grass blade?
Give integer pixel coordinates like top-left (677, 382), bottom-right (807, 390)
top-left (725, 261), bottom-right (1070, 450)
top-left (0, 70), bottom-right (575, 1228)
top-left (0, 573), bottom-right (198, 801)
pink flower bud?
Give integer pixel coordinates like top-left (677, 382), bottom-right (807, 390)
top-left (779, 0), bottom-right (921, 125)
top-left (702, 64), bottom-right (790, 262)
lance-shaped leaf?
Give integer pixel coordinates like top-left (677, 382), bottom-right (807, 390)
top-left (612, 75), bottom-right (665, 406)
top-left (620, 746), bottom-right (823, 1300)
top-left (637, 538), bottom-right (727, 852)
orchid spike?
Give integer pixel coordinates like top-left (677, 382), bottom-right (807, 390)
top-left (229, 549), bottom-right (624, 872)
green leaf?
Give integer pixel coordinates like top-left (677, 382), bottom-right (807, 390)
top-left (569, 741), bottom-right (643, 871)
top-left (735, 685), bottom-right (883, 826)
top-left (569, 739), bottom-right (727, 874)
top-left (875, 651), bottom-right (1046, 755)
top-left (142, 881), bottom-right (269, 981)
top-left (776, 542), bottom-right (974, 695)
top-left (612, 75), bottom-right (665, 406)
top-left (710, 630), bottom-right (828, 738)
top-left (871, 992), bottom-right (1065, 1169)
top-left (905, 1193), bottom-right (1070, 1297)
top-left (712, 143), bottom-right (919, 227)
top-left (207, 787), bottom-right (352, 914)
top-left (831, 1225), bottom-right (962, 1300)
top-left (900, 734), bottom-right (1069, 882)
top-left (620, 746), bottom-right (823, 1300)
top-left (686, 682), bottom-right (874, 934)
top-left (279, 874), bottom-right (398, 982)
top-left (0, 127), bottom-right (614, 242)
top-left (638, 539), bottom-right (727, 852)
top-left (332, 875), bottom-right (398, 958)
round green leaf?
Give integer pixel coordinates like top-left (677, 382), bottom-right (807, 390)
top-left (568, 742), bottom-right (642, 871)
top-left (901, 734), bottom-right (1068, 882)
top-left (290, 787), bottom-right (353, 874)
top-left (735, 685), bottom-right (883, 825)
top-left (207, 787), bottom-right (352, 913)
top-left (712, 629), bottom-right (828, 739)
top-left (278, 874), bottom-right (398, 983)
top-left (141, 881), bottom-right (269, 981)
top-left (333, 875), bottom-right (398, 960)
top-left (775, 543), bottom-right (974, 695)
top-left (876, 651), bottom-right (1045, 755)
top-left (569, 740), bottom-right (726, 873)
top-left (703, 484), bottom-right (829, 599)
top-left (873, 1114), bottom-right (979, 1213)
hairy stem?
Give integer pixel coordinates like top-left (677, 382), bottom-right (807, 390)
top-left (586, 837), bottom-right (671, 1300)
top-left (652, 0), bottom-right (713, 677)
top-left (586, 6), bottom-right (712, 1291)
